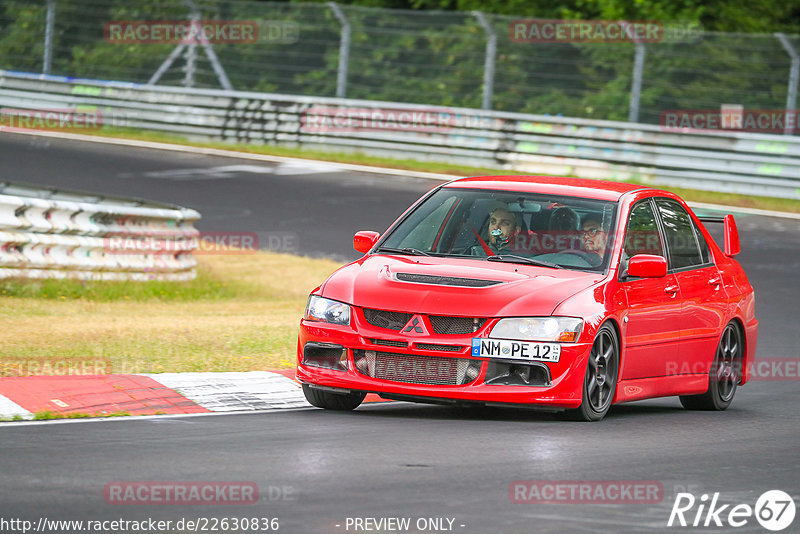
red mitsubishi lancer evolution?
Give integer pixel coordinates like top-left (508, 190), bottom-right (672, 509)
top-left (296, 176), bottom-right (758, 421)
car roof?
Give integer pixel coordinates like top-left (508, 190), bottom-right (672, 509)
top-left (443, 175), bottom-right (655, 202)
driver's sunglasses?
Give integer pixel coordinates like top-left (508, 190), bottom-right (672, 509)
top-left (583, 227), bottom-right (602, 236)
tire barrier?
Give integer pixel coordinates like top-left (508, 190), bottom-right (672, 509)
top-left (0, 181), bottom-right (200, 281)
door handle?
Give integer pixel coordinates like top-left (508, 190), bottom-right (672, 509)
top-left (708, 277), bottom-right (721, 287)
top-left (664, 285), bottom-right (679, 295)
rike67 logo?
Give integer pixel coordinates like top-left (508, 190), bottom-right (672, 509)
top-left (668, 490), bottom-right (796, 531)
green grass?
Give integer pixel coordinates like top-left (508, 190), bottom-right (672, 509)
top-left (0, 267), bottom-right (249, 302)
top-left (91, 126), bottom-right (800, 214)
top-left (32, 410), bottom-right (131, 420)
top-left (0, 252), bottom-right (343, 374)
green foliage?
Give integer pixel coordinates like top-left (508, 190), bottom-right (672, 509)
top-left (321, 0), bottom-right (800, 33)
top-left (0, 0), bottom-right (797, 124)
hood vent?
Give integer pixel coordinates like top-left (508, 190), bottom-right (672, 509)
top-left (395, 273), bottom-right (502, 287)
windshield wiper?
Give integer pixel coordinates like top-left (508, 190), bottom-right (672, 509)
top-left (376, 247), bottom-right (432, 257)
top-left (486, 254), bottom-right (562, 269)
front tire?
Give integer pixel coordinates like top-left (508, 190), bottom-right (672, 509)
top-left (565, 323), bottom-right (619, 422)
top-left (302, 384), bottom-right (366, 411)
top-left (680, 322), bottom-right (742, 411)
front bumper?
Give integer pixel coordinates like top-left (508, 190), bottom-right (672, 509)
top-left (297, 317), bottom-right (593, 409)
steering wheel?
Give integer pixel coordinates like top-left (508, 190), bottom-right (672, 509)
top-left (557, 249), bottom-right (603, 266)
top-left (453, 244), bottom-right (483, 256)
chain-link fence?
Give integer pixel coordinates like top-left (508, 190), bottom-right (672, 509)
top-left (1, 0), bottom-right (798, 130)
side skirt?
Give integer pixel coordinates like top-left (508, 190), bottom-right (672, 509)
top-left (613, 374), bottom-right (709, 404)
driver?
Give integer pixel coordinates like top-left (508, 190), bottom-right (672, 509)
top-left (470, 203), bottom-right (521, 255)
top-left (488, 206), bottom-right (520, 251)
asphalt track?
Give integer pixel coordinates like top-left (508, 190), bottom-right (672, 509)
top-left (1, 132), bottom-right (799, 533)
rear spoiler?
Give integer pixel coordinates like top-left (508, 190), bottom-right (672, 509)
top-left (697, 214), bottom-right (740, 257)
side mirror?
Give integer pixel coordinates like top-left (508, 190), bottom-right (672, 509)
top-left (627, 254), bottom-right (667, 278)
top-left (353, 231), bottom-right (380, 254)
top-left (723, 214), bottom-right (740, 257)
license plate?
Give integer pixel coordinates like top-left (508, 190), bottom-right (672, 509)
top-left (472, 338), bottom-right (560, 362)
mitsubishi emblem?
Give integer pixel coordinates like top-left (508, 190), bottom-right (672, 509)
top-left (402, 315), bottom-right (427, 335)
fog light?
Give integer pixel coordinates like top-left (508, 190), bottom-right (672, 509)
top-left (484, 361), bottom-right (550, 386)
top-left (302, 342), bottom-right (348, 371)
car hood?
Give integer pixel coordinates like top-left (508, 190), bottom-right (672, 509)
top-left (319, 255), bottom-right (605, 317)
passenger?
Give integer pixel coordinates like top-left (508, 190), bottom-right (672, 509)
top-left (581, 216), bottom-right (610, 263)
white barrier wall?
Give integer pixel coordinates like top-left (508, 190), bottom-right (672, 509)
top-left (0, 182), bottom-right (200, 281)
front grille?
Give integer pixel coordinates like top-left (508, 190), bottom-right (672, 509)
top-left (415, 343), bottom-right (464, 352)
top-left (362, 308), bottom-right (486, 335)
top-left (395, 273), bottom-right (502, 287)
top-left (369, 338), bottom-right (408, 348)
top-left (353, 350), bottom-right (481, 385)
top-left (363, 308), bottom-right (413, 331)
top-left (429, 315), bottom-right (486, 335)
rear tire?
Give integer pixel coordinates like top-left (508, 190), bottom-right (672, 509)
top-left (302, 384), bottom-right (366, 411)
top-left (680, 322), bottom-right (742, 411)
top-left (564, 323), bottom-right (619, 422)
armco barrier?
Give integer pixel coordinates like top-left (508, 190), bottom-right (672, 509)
top-left (1, 70), bottom-right (799, 199)
top-left (0, 181), bottom-right (200, 281)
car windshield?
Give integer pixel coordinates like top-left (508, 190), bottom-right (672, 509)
top-left (378, 187), bottom-right (618, 271)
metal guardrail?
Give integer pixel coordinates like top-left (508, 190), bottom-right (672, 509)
top-left (1, 70), bottom-right (799, 199)
top-left (0, 180), bottom-right (200, 281)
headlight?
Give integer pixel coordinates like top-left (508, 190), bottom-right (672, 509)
top-left (490, 317), bottom-right (583, 342)
top-left (304, 295), bottom-right (351, 325)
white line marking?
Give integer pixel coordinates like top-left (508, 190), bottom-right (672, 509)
top-left (0, 402), bottom-right (407, 427)
top-left (0, 406), bottom-right (318, 427)
top-left (143, 164), bottom-right (276, 180)
top-left (0, 394), bottom-right (33, 420)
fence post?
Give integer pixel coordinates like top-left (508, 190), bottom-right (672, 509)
top-left (42, 0), bottom-right (56, 75)
top-left (776, 33), bottom-right (799, 136)
top-left (182, 14), bottom-right (198, 88)
top-left (328, 2), bottom-right (351, 99)
top-left (472, 11), bottom-right (496, 110)
top-left (628, 41), bottom-right (645, 123)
